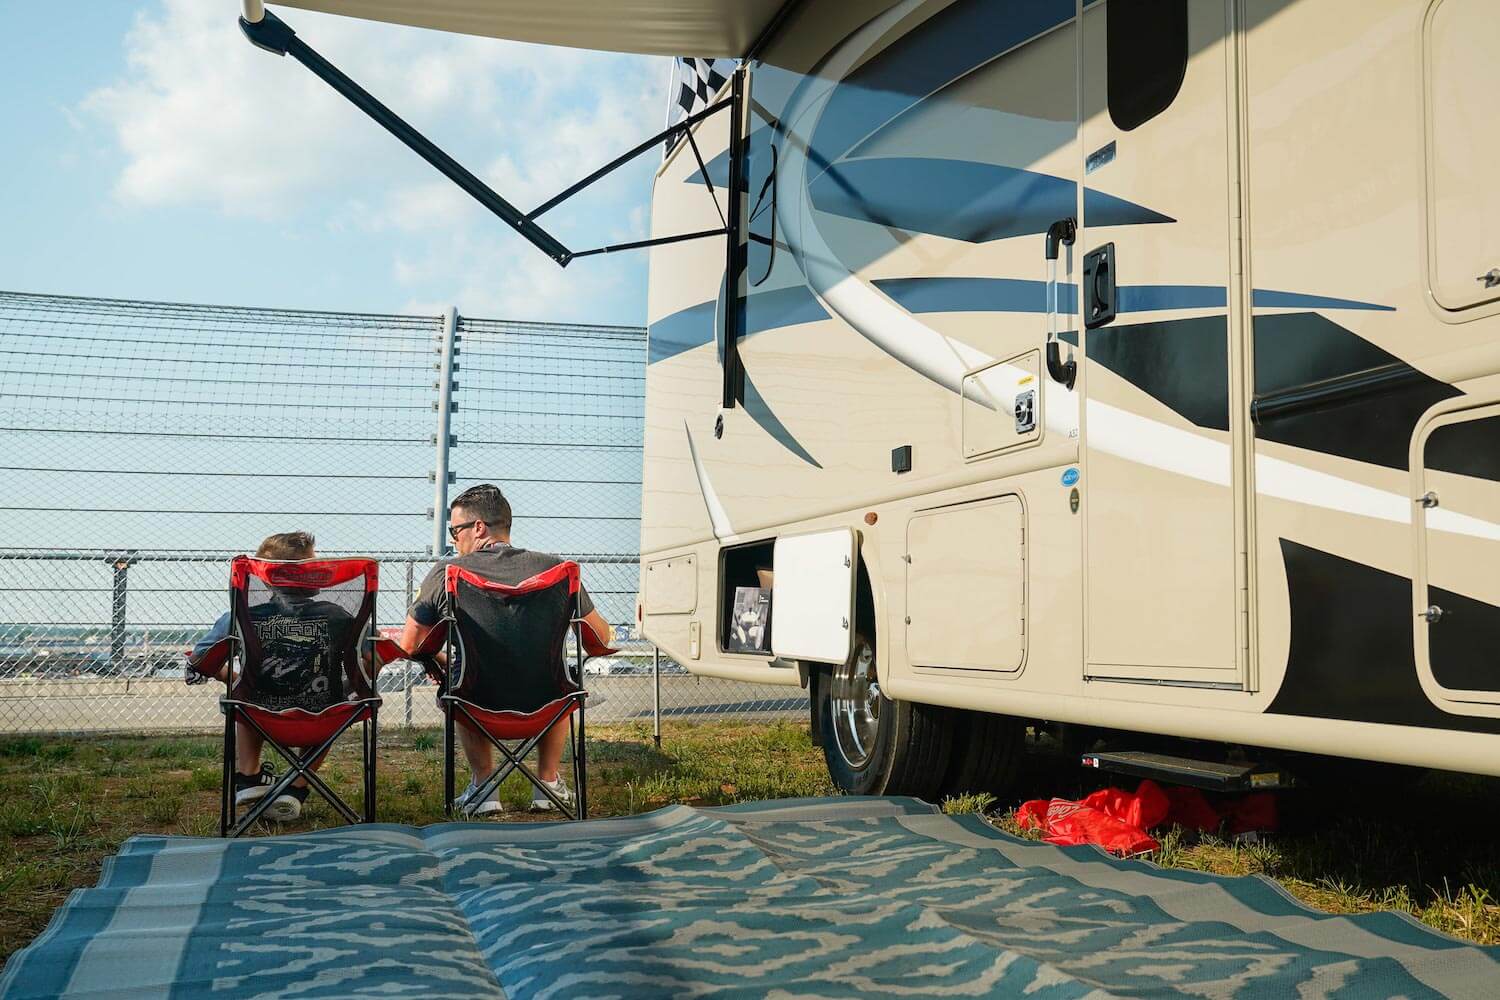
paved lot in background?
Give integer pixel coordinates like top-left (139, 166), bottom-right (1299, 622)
top-left (0, 676), bottom-right (804, 734)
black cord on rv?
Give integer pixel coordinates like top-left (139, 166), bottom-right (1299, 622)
top-left (1044, 218), bottom-right (1077, 389)
top-left (1045, 217), bottom-right (1076, 262)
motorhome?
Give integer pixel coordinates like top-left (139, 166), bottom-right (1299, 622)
top-left (241, 0), bottom-right (1499, 798)
top-left (637, 0), bottom-right (1500, 796)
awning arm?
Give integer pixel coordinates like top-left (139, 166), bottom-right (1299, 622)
top-left (527, 97), bottom-right (732, 221)
top-left (239, 8), bottom-right (735, 268)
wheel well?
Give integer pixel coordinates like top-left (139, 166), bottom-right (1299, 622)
top-left (854, 551), bottom-right (875, 646)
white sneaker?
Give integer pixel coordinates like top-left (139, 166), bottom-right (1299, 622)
top-left (264, 787), bottom-right (306, 822)
top-left (453, 779), bottom-right (502, 818)
top-left (529, 776), bottom-right (574, 812)
top-left (233, 764), bottom-right (276, 806)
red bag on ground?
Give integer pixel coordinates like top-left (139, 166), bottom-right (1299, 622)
top-left (1017, 778), bottom-right (1280, 856)
top-left (1161, 784), bottom-right (1222, 832)
top-left (1016, 781), bottom-right (1169, 856)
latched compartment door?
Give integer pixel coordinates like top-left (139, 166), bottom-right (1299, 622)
top-left (906, 496), bottom-right (1026, 672)
top-left (1416, 405), bottom-right (1500, 706)
top-left (771, 528), bottom-right (856, 665)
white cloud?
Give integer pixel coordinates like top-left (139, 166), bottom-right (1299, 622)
top-left (82, 0), bottom-right (668, 323)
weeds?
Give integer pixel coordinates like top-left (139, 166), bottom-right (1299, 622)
top-left (942, 792), bottom-right (997, 815)
top-left (411, 732), bottom-right (437, 752)
top-left (144, 796), bottom-right (185, 826)
top-left (0, 737), bottom-right (43, 758)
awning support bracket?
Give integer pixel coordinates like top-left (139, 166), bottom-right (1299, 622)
top-left (239, 9), bottom-right (733, 268)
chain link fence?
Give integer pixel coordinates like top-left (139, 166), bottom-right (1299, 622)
top-left (0, 290), bottom-right (802, 735)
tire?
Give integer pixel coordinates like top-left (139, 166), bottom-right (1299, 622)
top-left (941, 710), bottom-right (1024, 799)
top-left (812, 631), bottom-right (953, 799)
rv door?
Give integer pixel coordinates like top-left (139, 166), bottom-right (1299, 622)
top-left (1080, 0), bottom-right (1249, 687)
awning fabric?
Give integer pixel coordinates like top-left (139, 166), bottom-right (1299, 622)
top-left (270, 0), bottom-right (786, 57)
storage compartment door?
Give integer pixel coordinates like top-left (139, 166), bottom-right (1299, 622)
top-left (1417, 405), bottom-right (1500, 704)
top-left (771, 528), bottom-right (856, 664)
top-left (906, 496), bottom-right (1025, 672)
top-left (644, 554), bottom-right (697, 615)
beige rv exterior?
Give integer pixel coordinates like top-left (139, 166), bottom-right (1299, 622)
top-left (640, 0), bottom-right (1500, 791)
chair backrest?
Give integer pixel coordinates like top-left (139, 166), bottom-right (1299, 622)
top-left (444, 561), bottom-right (580, 713)
top-left (228, 556), bottom-right (377, 710)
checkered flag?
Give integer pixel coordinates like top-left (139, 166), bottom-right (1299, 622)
top-left (665, 57), bottom-right (736, 154)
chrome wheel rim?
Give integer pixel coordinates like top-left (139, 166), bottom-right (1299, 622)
top-left (831, 639), bottom-right (880, 769)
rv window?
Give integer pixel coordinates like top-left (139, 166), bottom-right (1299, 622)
top-left (1107, 0), bottom-right (1188, 132)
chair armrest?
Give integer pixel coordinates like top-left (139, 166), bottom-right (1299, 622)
top-left (184, 638), bottom-right (231, 682)
top-left (371, 637), bottom-right (408, 664)
top-left (575, 622), bottom-right (618, 659)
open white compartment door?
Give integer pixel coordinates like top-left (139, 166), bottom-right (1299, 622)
top-left (771, 529), bottom-right (856, 665)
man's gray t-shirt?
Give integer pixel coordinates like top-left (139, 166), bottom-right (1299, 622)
top-left (407, 542), bottom-right (595, 627)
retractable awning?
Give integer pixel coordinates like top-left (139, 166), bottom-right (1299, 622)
top-left (260, 0), bottom-right (786, 57)
top-left (237, 1), bottom-right (749, 268)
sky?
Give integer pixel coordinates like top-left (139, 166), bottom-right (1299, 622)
top-left (0, 1), bottom-right (668, 324)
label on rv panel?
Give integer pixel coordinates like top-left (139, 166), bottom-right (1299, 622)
top-left (1061, 468), bottom-right (1080, 487)
top-left (1086, 141), bottom-right (1117, 174)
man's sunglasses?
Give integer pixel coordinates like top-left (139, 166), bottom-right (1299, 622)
top-left (448, 519), bottom-right (487, 540)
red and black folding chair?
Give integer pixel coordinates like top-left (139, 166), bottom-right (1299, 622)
top-left (417, 561), bottom-right (612, 821)
top-left (199, 557), bottom-right (388, 837)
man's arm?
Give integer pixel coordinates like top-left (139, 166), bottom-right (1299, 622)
top-left (401, 564), bottom-right (449, 665)
top-left (574, 582), bottom-right (612, 647)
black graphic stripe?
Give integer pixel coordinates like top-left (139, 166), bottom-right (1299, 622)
top-left (1266, 539), bottom-right (1500, 733)
top-left (1253, 313), bottom-right (1461, 471)
top-left (1085, 316), bottom-right (1229, 431)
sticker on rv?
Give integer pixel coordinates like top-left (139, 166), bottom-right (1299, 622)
top-left (1061, 468), bottom-right (1080, 487)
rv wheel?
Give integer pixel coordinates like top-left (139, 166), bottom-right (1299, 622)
top-left (813, 632), bottom-right (952, 799)
top-left (941, 710), bottom-right (1024, 798)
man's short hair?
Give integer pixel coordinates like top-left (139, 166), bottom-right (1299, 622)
top-left (255, 531), bottom-right (316, 561)
top-left (450, 483), bottom-right (512, 535)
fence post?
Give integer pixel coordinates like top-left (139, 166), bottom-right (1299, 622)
top-left (653, 645), bottom-right (662, 749)
top-left (431, 306), bottom-right (458, 558)
top-left (109, 552), bottom-right (135, 675)
top-left (404, 559), bottom-right (415, 728)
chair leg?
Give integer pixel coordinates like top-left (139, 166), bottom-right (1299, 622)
top-left (443, 701), bottom-right (455, 819)
top-left (221, 706), bottom-right (235, 838)
top-left (364, 711), bottom-right (377, 824)
top-left (577, 701), bottom-right (587, 821)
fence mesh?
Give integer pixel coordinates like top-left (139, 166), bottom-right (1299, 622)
top-left (0, 290), bottom-right (801, 735)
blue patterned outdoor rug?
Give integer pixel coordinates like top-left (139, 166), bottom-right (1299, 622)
top-left (3, 796), bottom-right (1497, 999)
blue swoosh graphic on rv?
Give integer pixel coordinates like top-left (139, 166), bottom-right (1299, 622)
top-left (807, 158), bottom-right (1173, 243)
top-left (808, 0), bottom-right (1076, 173)
top-left (690, 156), bottom-right (1174, 244)
top-left (647, 281), bottom-right (1396, 365)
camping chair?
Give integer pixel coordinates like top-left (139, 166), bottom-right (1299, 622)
top-left (194, 556), bottom-right (390, 837)
top-left (413, 562), bottom-right (614, 821)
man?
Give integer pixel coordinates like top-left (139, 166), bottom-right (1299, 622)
top-left (190, 531), bottom-right (351, 821)
top-left (401, 484), bottom-right (611, 816)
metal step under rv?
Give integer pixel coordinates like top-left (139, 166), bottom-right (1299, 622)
top-left (1081, 751), bottom-right (1295, 791)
